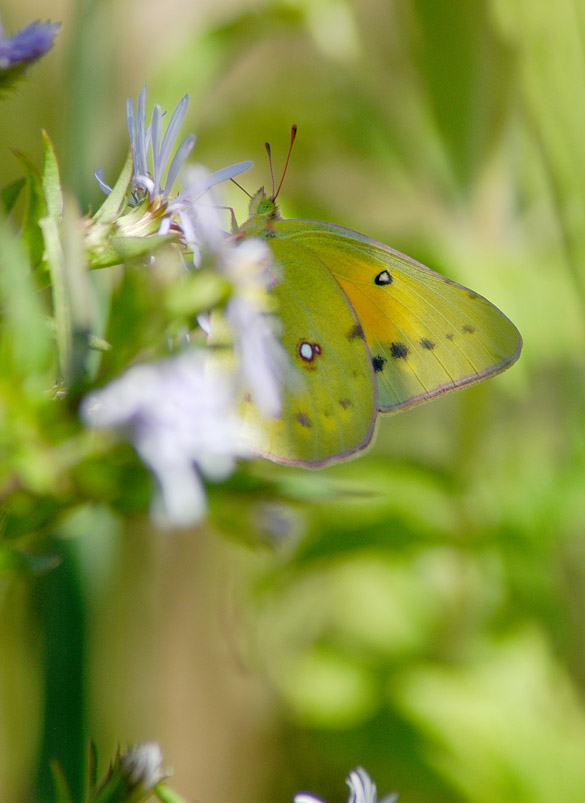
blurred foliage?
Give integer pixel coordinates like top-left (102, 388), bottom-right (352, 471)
top-left (1, 1), bottom-right (585, 802)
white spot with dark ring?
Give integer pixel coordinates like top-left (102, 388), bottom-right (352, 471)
top-left (299, 341), bottom-right (321, 362)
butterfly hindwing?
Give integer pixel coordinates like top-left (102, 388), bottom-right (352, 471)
top-left (237, 236), bottom-right (377, 466)
top-left (275, 219), bottom-right (523, 413)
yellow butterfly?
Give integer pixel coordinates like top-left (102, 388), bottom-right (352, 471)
top-left (218, 128), bottom-right (522, 467)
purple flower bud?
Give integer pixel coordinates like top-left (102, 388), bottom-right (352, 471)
top-left (0, 17), bottom-right (59, 85)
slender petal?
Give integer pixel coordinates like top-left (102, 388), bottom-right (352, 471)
top-left (158, 94), bottom-right (190, 190)
top-left (151, 103), bottom-right (163, 190)
top-left (175, 161), bottom-right (254, 204)
top-left (134, 86), bottom-right (148, 178)
top-left (163, 132), bottom-right (196, 198)
top-left (94, 168), bottom-right (113, 195)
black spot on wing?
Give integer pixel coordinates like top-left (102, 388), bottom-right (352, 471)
top-left (462, 324), bottom-right (475, 334)
top-left (375, 269), bottom-right (393, 286)
top-left (372, 355), bottom-right (387, 372)
top-left (339, 398), bottom-right (352, 409)
top-left (390, 342), bottom-right (409, 359)
top-left (296, 412), bottom-right (312, 428)
top-left (348, 323), bottom-right (365, 340)
top-left (446, 333), bottom-right (455, 341)
top-left (420, 338), bottom-right (435, 350)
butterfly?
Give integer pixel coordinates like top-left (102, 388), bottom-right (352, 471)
top-left (213, 127), bottom-right (522, 467)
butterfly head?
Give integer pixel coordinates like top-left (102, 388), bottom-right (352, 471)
top-left (235, 126), bottom-right (296, 238)
top-left (249, 187), bottom-right (280, 220)
top-left (233, 187), bottom-right (281, 239)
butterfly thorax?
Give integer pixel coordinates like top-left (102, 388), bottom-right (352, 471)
top-left (236, 187), bottom-right (282, 240)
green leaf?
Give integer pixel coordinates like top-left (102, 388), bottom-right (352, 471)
top-left (1, 177), bottom-right (25, 213)
top-left (93, 150), bottom-right (133, 223)
top-left (411, 0), bottom-right (515, 190)
top-left (87, 233), bottom-right (178, 270)
top-left (11, 149), bottom-right (48, 268)
top-left (164, 270), bottom-right (232, 317)
top-left (40, 214), bottom-right (70, 377)
top-left (42, 129), bottom-right (64, 221)
top-left (50, 760), bottom-right (73, 803)
top-left (154, 785), bottom-right (189, 803)
top-left (111, 233), bottom-right (179, 261)
top-left (88, 741), bottom-right (99, 796)
top-left (40, 197), bottom-right (94, 384)
top-left (88, 334), bottom-right (112, 352)
top-left (0, 211), bottom-right (52, 377)
top-left (0, 64), bottom-right (30, 95)
top-left (96, 266), bottom-right (168, 379)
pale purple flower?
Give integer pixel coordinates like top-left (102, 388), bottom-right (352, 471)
top-left (81, 351), bottom-right (249, 527)
top-left (0, 16), bottom-right (59, 72)
top-left (120, 742), bottom-right (166, 789)
top-left (94, 742), bottom-right (168, 801)
top-left (97, 86), bottom-right (252, 243)
top-left (179, 175), bottom-right (285, 418)
top-left (295, 768), bottom-right (398, 803)
top-left (126, 86), bottom-right (196, 204)
top-left (206, 234), bottom-right (284, 419)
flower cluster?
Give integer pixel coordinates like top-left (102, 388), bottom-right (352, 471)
top-left (83, 87), bottom-right (284, 525)
top-left (1, 20), bottom-right (285, 528)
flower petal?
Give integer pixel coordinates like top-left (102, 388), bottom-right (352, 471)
top-left (163, 132), bottom-right (196, 198)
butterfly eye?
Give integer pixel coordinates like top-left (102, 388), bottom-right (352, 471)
top-left (257, 199), bottom-right (275, 215)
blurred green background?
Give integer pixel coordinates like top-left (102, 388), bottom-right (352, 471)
top-left (1, 0), bottom-right (585, 801)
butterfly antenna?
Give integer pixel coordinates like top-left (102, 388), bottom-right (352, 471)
top-left (265, 140), bottom-right (276, 199)
top-left (230, 177), bottom-right (252, 199)
top-left (274, 124), bottom-right (297, 201)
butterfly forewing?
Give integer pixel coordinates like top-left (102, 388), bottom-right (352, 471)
top-left (276, 220), bottom-right (522, 412)
top-left (237, 237), bottom-right (377, 466)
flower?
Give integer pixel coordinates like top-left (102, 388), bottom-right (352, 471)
top-left (96, 86), bottom-right (252, 244)
top-left (94, 742), bottom-right (168, 802)
top-left (0, 15), bottom-right (59, 90)
top-left (172, 166), bottom-right (284, 419)
top-left (222, 238), bottom-right (286, 418)
top-left (0, 16), bottom-right (59, 69)
top-left (126, 87), bottom-right (196, 206)
top-left (184, 175), bottom-right (285, 418)
top-left (294, 767), bottom-right (399, 803)
top-left (119, 743), bottom-right (166, 790)
top-left (86, 87), bottom-right (286, 514)
top-left (81, 350), bottom-right (249, 527)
